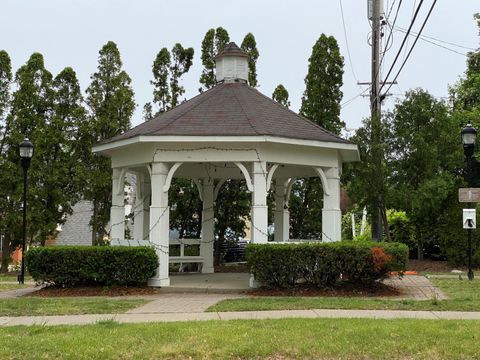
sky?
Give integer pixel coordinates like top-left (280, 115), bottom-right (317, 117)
top-left (1, 0), bottom-right (479, 133)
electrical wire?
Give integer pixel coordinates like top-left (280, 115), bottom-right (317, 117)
top-left (395, 25), bottom-right (475, 50)
top-left (378, 0), bottom-right (424, 97)
top-left (339, 0), bottom-right (360, 84)
top-left (383, 0), bottom-right (438, 96)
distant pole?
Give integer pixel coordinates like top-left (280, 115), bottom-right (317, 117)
top-left (461, 124), bottom-right (477, 281)
top-left (18, 138), bottom-right (34, 285)
top-left (370, 0), bottom-right (383, 241)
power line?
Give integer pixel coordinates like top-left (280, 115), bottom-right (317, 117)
top-left (395, 27), bottom-right (467, 57)
top-left (378, 0), bottom-right (424, 96)
top-left (396, 25), bottom-right (475, 50)
top-left (339, 0), bottom-right (360, 84)
top-left (384, 0), bottom-right (438, 96)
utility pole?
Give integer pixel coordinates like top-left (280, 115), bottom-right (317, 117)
top-left (370, 0), bottom-right (383, 241)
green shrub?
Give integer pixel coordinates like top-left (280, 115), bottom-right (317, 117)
top-left (26, 246), bottom-right (158, 286)
top-left (246, 242), bottom-right (408, 289)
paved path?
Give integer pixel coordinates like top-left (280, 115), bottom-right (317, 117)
top-left (384, 275), bottom-right (447, 300)
top-left (1, 309), bottom-right (480, 327)
top-left (127, 293), bottom-right (245, 314)
top-left (0, 286), bottom-right (39, 299)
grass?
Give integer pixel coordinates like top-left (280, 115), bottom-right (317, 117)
top-left (208, 278), bottom-right (480, 312)
top-left (0, 283), bottom-right (29, 292)
top-left (0, 274), bottom-right (33, 283)
top-left (0, 298), bottom-right (146, 316)
top-left (1, 318), bottom-right (480, 359)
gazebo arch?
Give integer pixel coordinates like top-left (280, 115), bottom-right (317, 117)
top-left (93, 42), bottom-right (359, 287)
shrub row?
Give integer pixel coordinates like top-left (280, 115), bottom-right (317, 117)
top-left (246, 242), bottom-right (408, 288)
top-left (26, 246), bottom-right (158, 286)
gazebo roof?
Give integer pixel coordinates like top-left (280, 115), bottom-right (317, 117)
top-left (103, 82), bottom-right (351, 145)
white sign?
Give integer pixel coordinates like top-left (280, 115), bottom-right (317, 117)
top-left (463, 209), bottom-right (476, 229)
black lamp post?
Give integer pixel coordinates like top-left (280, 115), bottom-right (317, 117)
top-left (18, 138), bottom-right (34, 285)
top-left (461, 124), bottom-right (477, 281)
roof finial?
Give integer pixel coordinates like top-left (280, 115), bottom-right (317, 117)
top-left (215, 42), bottom-right (248, 84)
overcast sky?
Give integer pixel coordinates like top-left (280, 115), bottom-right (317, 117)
top-left (2, 0), bottom-right (478, 132)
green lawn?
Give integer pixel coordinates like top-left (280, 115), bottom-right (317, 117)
top-left (0, 283), bottom-right (29, 292)
top-left (0, 274), bottom-right (33, 283)
top-left (1, 318), bottom-right (479, 359)
top-left (0, 298), bottom-right (146, 316)
top-left (209, 278), bottom-right (480, 312)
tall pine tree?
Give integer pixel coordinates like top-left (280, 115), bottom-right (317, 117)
top-left (272, 84), bottom-right (290, 108)
top-left (290, 35), bottom-right (345, 239)
top-left (300, 34), bottom-right (344, 134)
top-left (199, 27), bottom-right (230, 91)
top-left (84, 41), bottom-right (136, 243)
top-left (0, 50), bottom-right (13, 272)
top-left (149, 44), bottom-right (194, 115)
top-left (241, 33), bottom-right (259, 88)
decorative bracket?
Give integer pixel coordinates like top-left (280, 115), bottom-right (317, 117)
top-left (234, 162), bottom-right (253, 192)
top-left (214, 179), bottom-right (226, 201)
top-left (116, 168), bottom-right (128, 196)
top-left (192, 179), bottom-right (203, 201)
top-left (313, 167), bottom-right (330, 196)
top-left (163, 162), bottom-right (183, 192)
top-left (266, 164), bottom-right (280, 191)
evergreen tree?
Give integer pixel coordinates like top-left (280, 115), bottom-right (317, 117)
top-left (151, 48), bottom-right (171, 113)
top-left (151, 44), bottom-right (194, 114)
top-left (170, 44), bottom-right (194, 107)
top-left (199, 27), bottom-right (230, 91)
top-left (241, 33), bottom-right (259, 88)
top-left (0, 50), bottom-right (12, 272)
top-left (300, 34), bottom-right (344, 134)
top-left (143, 102), bottom-right (153, 121)
top-left (272, 84), bottom-right (290, 108)
top-left (84, 41), bottom-right (136, 243)
top-left (289, 35), bottom-right (344, 239)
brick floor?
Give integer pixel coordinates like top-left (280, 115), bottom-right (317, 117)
top-left (127, 293), bottom-right (245, 314)
top-left (384, 275), bottom-right (447, 300)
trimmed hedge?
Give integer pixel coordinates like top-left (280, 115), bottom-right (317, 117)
top-left (246, 242), bottom-right (408, 288)
top-left (26, 246), bottom-right (158, 286)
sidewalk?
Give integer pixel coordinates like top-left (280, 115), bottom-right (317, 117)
top-left (1, 308), bottom-right (480, 327)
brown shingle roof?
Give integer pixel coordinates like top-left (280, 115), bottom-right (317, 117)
top-left (215, 42), bottom-right (248, 59)
top-left (102, 82), bottom-right (351, 145)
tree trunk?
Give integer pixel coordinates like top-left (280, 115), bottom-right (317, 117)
top-left (417, 229), bottom-right (424, 260)
top-left (1, 232), bottom-right (11, 273)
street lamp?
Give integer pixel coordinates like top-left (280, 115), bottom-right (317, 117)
top-left (18, 138), bottom-right (34, 285)
top-left (461, 124), bottom-right (477, 281)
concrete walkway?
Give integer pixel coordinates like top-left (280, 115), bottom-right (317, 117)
top-left (2, 309), bottom-right (480, 327)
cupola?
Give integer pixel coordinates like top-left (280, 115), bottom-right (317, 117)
top-left (215, 42), bottom-right (248, 83)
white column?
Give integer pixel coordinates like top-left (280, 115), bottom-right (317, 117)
top-left (200, 178), bottom-right (214, 273)
top-left (322, 167), bottom-right (342, 242)
top-left (148, 162), bottom-right (170, 287)
top-left (274, 178), bottom-right (290, 242)
top-left (110, 168), bottom-right (125, 242)
top-left (251, 161), bottom-right (268, 243)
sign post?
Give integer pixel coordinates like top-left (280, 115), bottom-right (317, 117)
top-left (463, 209), bottom-right (476, 280)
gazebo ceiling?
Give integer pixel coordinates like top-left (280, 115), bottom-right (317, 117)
top-left (101, 81), bottom-right (352, 146)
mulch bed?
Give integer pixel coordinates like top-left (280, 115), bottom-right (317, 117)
top-left (28, 285), bottom-right (158, 297)
top-left (248, 282), bottom-right (401, 298)
top-left (407, 259), bottom-right (457, 272)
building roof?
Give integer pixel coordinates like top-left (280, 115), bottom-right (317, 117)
top-left (215, 42), bottom-right (248, 59)
top-left (102, 82), bottom-right (351, 145)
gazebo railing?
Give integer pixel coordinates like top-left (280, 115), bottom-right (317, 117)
top-left (110, 238), bottom-right (205, 269)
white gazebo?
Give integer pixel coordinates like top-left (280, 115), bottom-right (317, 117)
top-left (93, 42), bottom-right (359, 287)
